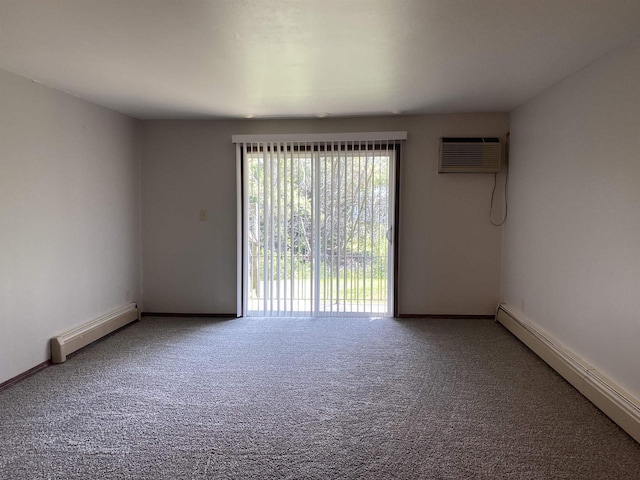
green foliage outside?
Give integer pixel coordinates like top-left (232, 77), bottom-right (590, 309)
top-left (247, 148), bottom-right (391, 307)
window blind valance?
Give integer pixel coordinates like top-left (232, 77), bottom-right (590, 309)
top-left (232, 131), bottom-right (407, 144)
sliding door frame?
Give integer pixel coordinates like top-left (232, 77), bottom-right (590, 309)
top-left (392, 142), bottom-right (401, 318)
top-left (235, 136), bottom-right (403, 318)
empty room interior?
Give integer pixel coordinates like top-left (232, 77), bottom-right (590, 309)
top-left (1, 1), bottom-right (640, 478)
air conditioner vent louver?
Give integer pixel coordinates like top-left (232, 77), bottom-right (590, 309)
top-left (439, 137), bottom-right (501, 173)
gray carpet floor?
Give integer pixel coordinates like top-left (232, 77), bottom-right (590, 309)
top-left (1, 317), bottom-right (639, 479)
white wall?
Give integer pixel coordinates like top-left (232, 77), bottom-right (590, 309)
top-left (0, 68), bottom-right (141, 383)
top-left (503, 37), bottom-right (640, 399)
top-left (141, 114), bottom-right (509, 315)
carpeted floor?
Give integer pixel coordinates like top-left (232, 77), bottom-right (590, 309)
top-left (0, 317), bottom-right (639, 479)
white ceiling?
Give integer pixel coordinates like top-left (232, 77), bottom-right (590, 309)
top-left (1, 0), bottom-right (640, 119)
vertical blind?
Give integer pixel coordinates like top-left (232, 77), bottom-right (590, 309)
top-left (234, 132), bottom-right (406, 317)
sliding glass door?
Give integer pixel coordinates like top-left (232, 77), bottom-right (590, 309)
top-left (241, 140), bottom-right (396, 317)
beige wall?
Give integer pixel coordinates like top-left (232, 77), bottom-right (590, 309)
top-left (141, 113), bottom-right (509, 315)
top-left (503, 37), bottom-right (640, 399)
top-left (0, 68), bottom-right (141, 384)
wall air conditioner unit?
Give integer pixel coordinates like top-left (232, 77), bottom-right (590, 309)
top-left (439, 137), bottom-right (501, 173)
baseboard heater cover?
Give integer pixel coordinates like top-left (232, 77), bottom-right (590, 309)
top-left (51, 303), bottom-right (140, 363)
top-left (496, 304), bottom-right (640, 444)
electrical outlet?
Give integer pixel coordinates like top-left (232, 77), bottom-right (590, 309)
top-left (200, 209), bottom-right (208, 221)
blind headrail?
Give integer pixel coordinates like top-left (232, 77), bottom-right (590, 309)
top-left (232, 132), bottom-right (407, 144)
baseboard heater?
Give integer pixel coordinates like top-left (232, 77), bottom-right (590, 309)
top-left (496, 304), bottom-right (640, 444)
top-left (51, 303), bottom-right (140, 363)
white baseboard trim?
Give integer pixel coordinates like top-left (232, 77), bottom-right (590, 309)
top-left (496, 304), bottom-right (640, 444)
top-left (51, 303), bottom-right (140, 363)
